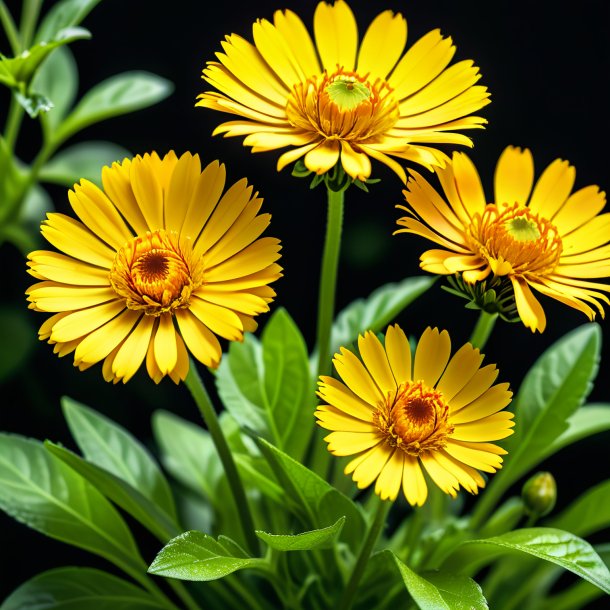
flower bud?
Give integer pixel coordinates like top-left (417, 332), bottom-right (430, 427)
top-left (522, 472), bottom-right (557, 517)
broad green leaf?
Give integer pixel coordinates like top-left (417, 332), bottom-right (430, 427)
top-left (62, 397), bottom-right (177, 521)
top-left (40, 141), bottom-right (130, 186)
top-left (31, 45), bottom-right (78, 133)
top-left (45, 441), bottom-right (180, 542)
top-left (325, 276), bottom-right (436, 360)
top-left (256, 517), bottom-right (345, 551)
top-left (257, 438), bottom-right (365, 543)
top-left (443, 528), bottom-right (610, 596)
top-left (0, 28), bottom-right (90, 90)
top-left (0, 434), bottom-right (144, 571)
top-left (35, 0), bottom-right (103, 43)
top-left (547, 480), bottom-right (610, 538)
top-left (476, 325), bottom-right (601, 512)
top-left (148, 531), bottom-right (266, 581)
top-left (0, 567), bottom-right (166, 610)
top-left (56, 72), bottom-right (173, 141)
top-left (217, 308), bottom-right (314, 459)
top-left (0, 306), bottom-right (35, 382)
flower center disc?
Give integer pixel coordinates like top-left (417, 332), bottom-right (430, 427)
top-left (110, 230), bottom-right (198, 315)
top-left (470, 203), bottom-right (563, 275)
top-left (286, 69), bottom-right (399, 141)
top-left (374, 381), bottom-right (453, 456)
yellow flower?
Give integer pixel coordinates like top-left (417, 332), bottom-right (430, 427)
top-left (395, 146), bottom-right (610, 332)
top-left (315, 325), bottom-right (513, 505)
top-left (26, 152), bottom-right (282, 384)
top-left (196, 0), bottom-right (490, 183)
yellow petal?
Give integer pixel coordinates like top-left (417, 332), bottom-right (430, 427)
top-left (325, 431), bottom-right (383, 456)
top-left (189, 296), bottom-right (243, 341)
top-left (384, 324), bottom-right (412, 385)
top-left (412, 327), bottom-right (451, 386)
top-left (314, 0), bottom-right (358, 72)
top-left (436, 343), bottom-right (483, 402)
top-left (420, 453), bottom-right (459, 497)
top-left (358, 331), bottom-right (397, 398)
top-left (452, 152), bottom-right (487, 219)
top-left (175, 309), bottom-right (222, 369)
top-left (130, 155), bottom-right (164, 231)
top-left (340, 141), bottom-right (371, 181)
top-left (351, 442), bottom-right (392, 489)
top-left (164, 152), bottom-right (202, 233)
top-left (494, 146), bottom-right (535, 206)
top-left (153, 313), bottom-right (178, 375)
top-left (50, 300), bottom-right (126, 343)
top-left (450, 383), bottom-right (512, 424)
top-left (27, 283), bottom-right (118, 312)
top-left (553, 185), bottom-right (607, 237)
top-left (27, 251), bottom-right (110, 286)
top-left (528, 158), bottom-right (576, 220)
top-left (402, 455), bottom-right (428, 506)
top-left (317, 376), bottom-right (375, 421)
top-left (273, 8), bottom-right (320, 77)
top-left (374, 448), bottom-right (404, 501)
top-left (333, 347), bottom-right (384, 406)
top-left (451, 411), bottom-right (515, 442)
top-left (449, 364), bottom-right (499, 412)
top-left (304, 140), bottom-right (341, 175)
top-left (356, 9), bottom-right (407, 80)
top-left (511, 276), bottom-right (546, 332)
top-left (112, 315), bottom-right (155, 383)
top-left (444, 440), bottom-right (504, 473)
top-left (562, 213), bottom-right (610, 255)
top-left (315, 404), bottom-right (377, 433)
top-left (277, 143), bottom-right (319, 172)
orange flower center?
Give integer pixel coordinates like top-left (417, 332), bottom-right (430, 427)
top-left (373, 381), bottom-right (453, 456)
top-left (286, 68), bottom-right (399, 141)
top-left (469, 203), bottom-right (563, 276)
top-left (109, 230), bottom-right (203, 316)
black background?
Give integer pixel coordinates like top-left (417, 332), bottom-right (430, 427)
top-left (1, 0), bottom-right (609, 605)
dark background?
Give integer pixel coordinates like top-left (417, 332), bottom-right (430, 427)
top-left (1, 0), bottom-right (609, 604)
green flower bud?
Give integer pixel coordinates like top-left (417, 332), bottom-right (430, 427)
top-left (522, 471), bottom-right (557, 517)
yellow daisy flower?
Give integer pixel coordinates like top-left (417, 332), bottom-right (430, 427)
top-left (315, 325), bottom-right (514, 505)
top-left (26, 151), bottom-right (282, 384)
top-left (196, 0), bottom-right (490, 183)
top-left (395, 146), bottom-right (610, 332)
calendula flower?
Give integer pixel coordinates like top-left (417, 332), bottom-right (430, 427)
top-left (316, 325), bottom-right (513, 505)
top-left (197, 0), bottom-right (490, 183)
top-left (26, 152), bottom-right (282, 384)
top-left (396, 146), bottom-right (610, 332)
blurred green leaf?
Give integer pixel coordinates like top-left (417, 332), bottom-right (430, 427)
top-left (148, 531), bottom-right (265, 581)
top-left (56, 71), bottom-right (173, 141)
top-left (0, 434), bottom-right (144, 571)
top-left (39, 141), bottom-right (130, 186)
top-left (0, 307), bottom-right (35, 382)
top-left (34, 0), bottom-right (103, 43)
top-left (217, 308), bottom-right (314, 460)
top-left (61, 397), bottom-right (177, 521)
top-left (443, 528), bottom-right (610, 596)
top-left (256, 517), bottom-right (345, 551)
top-left (0, 567), bottom-right (167, 610)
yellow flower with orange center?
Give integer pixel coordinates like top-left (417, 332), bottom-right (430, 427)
top-left (395, 146), bottom-right (610, 332)
top-left (26, 151), bottom-right (282, 384)
top-left (197, 0), bottom-right (490, 183)
top-left (316, 325), bottom-right (514, 505)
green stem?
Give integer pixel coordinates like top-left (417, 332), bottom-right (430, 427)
top-left (183, 359), bottom-right (260, 556)
top-left (0, 1), bottom-right (21, 53)
top-left (338, 496), bottom-right (390, 610)
top-left (167, 581), bottom-right (200, 610)
top-left (18, 0), bottom-right (42, 50)
top-left (315, 186), bottom-right (345, 378)
top-left (469, 310), bottom-right (498, 351)
top-left (3, 96), bottom-right (24, 153)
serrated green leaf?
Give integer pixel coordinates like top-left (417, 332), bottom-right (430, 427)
top-left (62, 397), bottom-right (177, 522)
top-left (39, 141), bottom-right (130, 186)
top-left (56, 71), bottom-right (173, 141)
top-left (216, 308), bottom-right (314, 460)
top-left (0, 434), bottom-right (144, 572)
top-left (148, 531), bottom-right (266, 581)
top-left (0, 567), bottom-right (167, 610)
top-left (34, 0), bottom-right (103, 43)
top-left (256, 517), bottom-right (345, 551)
top-left (45, 441), bottom-right (180, 542)
top-left (443, 528), bottom-right (610, 596)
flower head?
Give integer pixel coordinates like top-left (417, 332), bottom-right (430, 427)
top-left (197, 0), bottom-right (490, 183)
top-left (26, 152), bottom-right (282, 384)
top-left (395, 146), bottom-right (610, 332)
top-left (315, 325), bottom-right (513, 505)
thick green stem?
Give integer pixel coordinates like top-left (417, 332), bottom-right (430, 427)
top-left (315, 187), bottom-right (345, 378)
top-left (469, 311), bottom-right (498, 351)
top-left (184, 360), bottom-right (260, 556)
top-left (338, 496), bottom-right (390, 610)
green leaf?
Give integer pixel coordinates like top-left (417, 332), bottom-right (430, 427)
top-left (257, 438), bottom-right (365, 543)
top-left (256, 517), bottom-right (345, 551)
top-left (481, 324), bottom-right (601, 502)
top-left (61, 397), bottom-right (177, 522)
top-left (148, 531), bottom-right (266, 581)
top-left (56, 71), bottom-right (173, 141)
top-left (39, 141), bottom-right (130, 186)
top-left (34, 0), bottom-right (103, 43)
top-left (217, 308), bottom-right (314, 460)
top-left (321, 276), bottom-right (436, 365)
top-left (0, 307), bottom-right (35, 382)
top-left (31, 46), bottom-right (78, 133)
top-left (0, 434), bottom-right (144, 571)
top-left (45, 441), bottom-right (180, 542)
top-left (387, 551), bottom-right (488, 610)
top-left (0, 567), bottom-right (166, 610)
top-left (547, 479), bottom-right (610, 538)
top-left (443, 528), bottom-right (610, 596)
